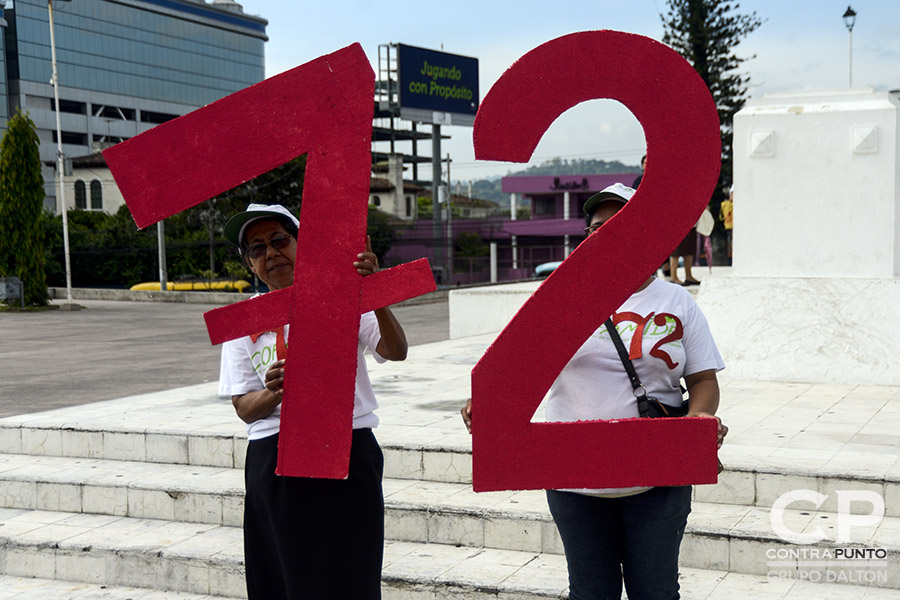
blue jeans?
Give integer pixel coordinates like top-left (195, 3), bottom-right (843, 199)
top-left (546, 486), bottom-right (692, 600)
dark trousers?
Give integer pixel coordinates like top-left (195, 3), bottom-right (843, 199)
top-left (546, 486), bottom-right (692, 600)
top-left (243, 429), bottom-right (384, 600)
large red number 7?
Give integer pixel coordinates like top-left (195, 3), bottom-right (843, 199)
top-left (471, 31), bottom-right (721, 492)
top-left (103, 44), bottom-right (434, 479)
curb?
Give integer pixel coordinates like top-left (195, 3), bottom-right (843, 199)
top-left (48, 287), bottom-right (449, 307)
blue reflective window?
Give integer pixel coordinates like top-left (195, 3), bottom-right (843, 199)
top-left (11, 0), bottom-right (265, 106)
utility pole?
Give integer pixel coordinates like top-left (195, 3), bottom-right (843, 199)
top-left (445, 153), bottom-right (452, 282)
top-left (48, 0), bottom-right (76, 309)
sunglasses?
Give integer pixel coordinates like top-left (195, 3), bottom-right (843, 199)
top-left (584, 223), bottom-right (603, 235)
top-left (246, 234), bottom-right (292, 259)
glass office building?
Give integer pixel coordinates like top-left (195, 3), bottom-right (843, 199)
top-left (0, 4), bottom-right (7, 130)
top-left (3, 0), bottom-right (267, 211)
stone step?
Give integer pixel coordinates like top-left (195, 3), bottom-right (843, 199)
top-left (0, 402), bottom-right (248, 471)
top-left (0, 576), bottom-right (219, 599)
top-left (2, 517), bottom-right (898, 600)
top-left (385, 439), bottom-right (900, 521)
top-left (3, 410), bottom-right (900, 520)
top-left (0, 408), bottom-right (475, 483)
top-left (0, 508), bottom-right (245, 597)
top-left (2, 457), bottom-right (900, 588)
top-left (389, 481), bottom-right (900, 588)
top-left (0, 415), bottom-right (473, 488)
top-left (0, 453), bottom-right (244, 527)
top-left (383, 544), bottom-right (900, 600)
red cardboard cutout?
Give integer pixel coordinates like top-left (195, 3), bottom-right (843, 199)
top-left (470, 31), bottom-right (721, 492)
top-left (103, 44), bottom-right (435, 479)
top-left (203, 258), bottom-right (435, 346)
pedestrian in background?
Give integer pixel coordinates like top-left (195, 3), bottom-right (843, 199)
top-left (720, 185), bottom-right (734, 263)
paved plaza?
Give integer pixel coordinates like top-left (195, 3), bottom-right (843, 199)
top-left (0, 296), bottom-right (449, 418)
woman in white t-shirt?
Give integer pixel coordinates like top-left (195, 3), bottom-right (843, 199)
top-left (218, 203), bottom-right (408, 600)
top-left (462, 184), bottom-right (728, 600)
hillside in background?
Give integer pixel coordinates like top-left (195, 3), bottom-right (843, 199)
top-left (510, 157), bottom-right (640, 177)
top-left (461, 158), bottom-right (641, 207)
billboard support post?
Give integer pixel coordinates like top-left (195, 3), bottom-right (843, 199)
top-left (432, 124), bottom-right (443, 283)
top-left (446, 152), bottom-right (452, 283)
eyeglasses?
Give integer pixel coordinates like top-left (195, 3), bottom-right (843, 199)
top-left (584, 223), bottom-right (603, 235)
top-left (245, 234), bottom-right (292, 259)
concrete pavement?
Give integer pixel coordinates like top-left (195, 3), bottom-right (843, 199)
top-left (0, 296), bottom-right (449, 419)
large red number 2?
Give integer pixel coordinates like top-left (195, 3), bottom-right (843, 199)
top-left (471, 31), bottom-right (721, 492)
top-left (103, 44), bottom-right (434, 479)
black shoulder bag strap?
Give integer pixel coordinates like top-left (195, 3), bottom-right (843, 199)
top-left (604, 318), bottom-right (653, 417)
top-left (604, 318), bottom-right (689, 418)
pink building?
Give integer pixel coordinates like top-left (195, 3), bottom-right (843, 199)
top-left (384, 172), bottom-right (639, 285)
top-left (499, 173), bottom-right (638, 273)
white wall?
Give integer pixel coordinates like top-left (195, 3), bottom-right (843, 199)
top-left (733, 88), bottom-right (900, 277)
top-left (449, 282), bottom-right (539, 339)
top-left (65, 166), bottom-right (126, 216)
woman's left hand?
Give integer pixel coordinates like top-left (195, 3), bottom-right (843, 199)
top-left (360, 232), bottom-right (408, 361)
top-left (354, 236), bottom-right (379, 276)
top-left (460, 398), bottom-right (473, 434)
top-left (688, 411), bottom-right (728, 449)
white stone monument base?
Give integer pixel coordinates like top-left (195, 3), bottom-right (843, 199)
top-left (699, 276), bottom-right (900, 385)
top-left (449, 282), bottom-right (539, 339)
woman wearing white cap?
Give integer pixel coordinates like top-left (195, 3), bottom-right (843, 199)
top-left (218, 203), bottom-right (408, 599)
top-left (462, 183), bottom-right (728, 600)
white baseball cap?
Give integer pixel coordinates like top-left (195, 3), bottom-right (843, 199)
top-left (582, 183), bottom-right (636, 215)
top-left (223, 203), bottom-right (300, 247)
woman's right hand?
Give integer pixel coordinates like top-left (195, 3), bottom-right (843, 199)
top-left (232, 360), bottom-right (286, 424)
top-left (265, 359), bottom-right (286, 401)
top-left (461, 398), bottom-right (472, 434)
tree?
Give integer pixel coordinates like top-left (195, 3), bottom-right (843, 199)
top-left (454, 232), bottom-right (487, 257)
top-left (0, 110), bottom-right (48, 305)
top-left (660, 0), bottom-right (763, 188)
top-left (194, 154), bottom-right (307, 276)
top-left (211, 155), bottom-right (305, 217)
top-left (417, 196), bottom-right (433, 219)
top-left (367, 206), bottom-right (400, 264)
top-left (40, 157), bottom-right (311, 288)
top-left (661, 1), bottom-right (762, 220)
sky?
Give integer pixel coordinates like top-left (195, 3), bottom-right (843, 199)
top-left (237, 0), bottom-right (900, 183)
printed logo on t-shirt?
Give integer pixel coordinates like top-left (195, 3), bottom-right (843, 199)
top-left (250, 343), bottom-right (278, 374)
top-left (248, 328), bottom-right (287, 376)
top-left (595, 311), bottom-right (684, 369)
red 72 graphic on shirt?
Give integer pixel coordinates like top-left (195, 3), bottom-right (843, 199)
top-left (613, 311), bottom-right (683, 368)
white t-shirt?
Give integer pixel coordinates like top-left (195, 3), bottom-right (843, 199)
top-left (218, 310), bottom-right (386, 440)
top-left (546, 278), bottom-right (725, 495)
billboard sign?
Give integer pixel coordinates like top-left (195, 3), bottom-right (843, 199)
top-left (397, 44), bottom-right (478, 124)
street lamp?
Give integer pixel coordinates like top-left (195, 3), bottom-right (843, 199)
top-left (842, 6), bottom-right (856, 87)
top-left (48, 0), bottom-right (76, 308)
